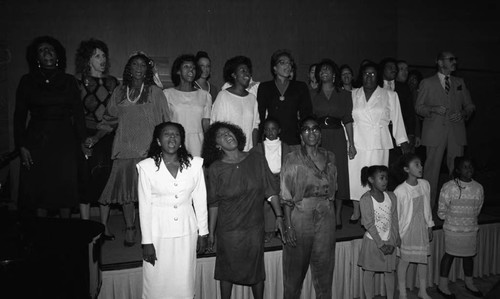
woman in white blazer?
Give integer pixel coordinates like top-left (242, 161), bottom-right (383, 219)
top-left (137, 122), bottom-right (208, 299)
top-left (348, 62), bottom-right (409, 222)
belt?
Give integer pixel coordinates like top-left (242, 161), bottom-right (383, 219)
top-left (317, 116), bottom-right (342, 129)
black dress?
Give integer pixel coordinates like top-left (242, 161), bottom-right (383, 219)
top-left (257, 80), bottom-right (312, 145)
top-left (14, 70), bottom-right (86, 210)
top-left (208, 151), bottom-right (278, 284)
top-left (311, 89), bottom-right (353, 200)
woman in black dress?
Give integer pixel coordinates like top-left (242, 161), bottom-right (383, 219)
top-left (257, 49), bottom-right (312, 145)
top-left (14, 36), bottom-right (86, 218)
top-left (75, 39), bottom-right (118, 230)
top-left (203, 122), bottom-right (285, 299)
top-left (311, 59), bottom-right (356, 229)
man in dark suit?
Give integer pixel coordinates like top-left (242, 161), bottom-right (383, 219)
top-left (415, 51), bottom-right (475, 205)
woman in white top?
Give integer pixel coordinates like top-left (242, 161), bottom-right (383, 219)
top-left (137, 121), bottom-right (208, 299)
top-left (348, 61), bottom-right (409, 222)
top-left (164, 54), bottom-right (212, 157)
top-left (211, 56), bottom-right (259, 151)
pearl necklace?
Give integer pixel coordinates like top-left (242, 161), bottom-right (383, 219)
top-left (126, 83), bottom-right (145, 104)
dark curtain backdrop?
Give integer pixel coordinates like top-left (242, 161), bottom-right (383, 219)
top-left (1, 0), bottom-right (499, 200)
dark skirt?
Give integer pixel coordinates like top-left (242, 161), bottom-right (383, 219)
top-left (19, 119), bottom-right (79, 210)
top-left (78, 132), bottom-right (114, 204)
top-left (215, 227), bottom-right (265, 285)
top-left (321, 127), bottom-right (350, 200)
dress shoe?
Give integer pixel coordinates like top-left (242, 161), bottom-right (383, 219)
top-left (336, 224), bottom-right (343, 230)
top-left (437, 287), bottom-right (456, 299)
top-left (465, 285), bottom-right (483, 297)
top-left (349, 218), bottom-right (359, 225)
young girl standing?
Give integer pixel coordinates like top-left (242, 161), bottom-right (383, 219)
top-left (394, 154), bottom-right (434, 299)
top-left (437, 157), bottom-right (484, 298)
top-left (358, 165), bottom-right (400, 299)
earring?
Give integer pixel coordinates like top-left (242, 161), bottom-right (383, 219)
top-left (56, 60), bottom-right (59, 67)
top-left (37, 61), bottom-right (41, 69)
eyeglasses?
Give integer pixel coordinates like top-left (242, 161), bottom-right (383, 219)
top-left (443, 57), bottom-right (458, 62)
top-left (363, 72), bottom-right (376, 77)
top-left (301, 126), bottom-right (321, 134)
top-left (277, 60), bottom-right (292, 66)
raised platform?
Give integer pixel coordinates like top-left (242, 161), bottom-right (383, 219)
top-left (97, 206), bottom-right (500, 299)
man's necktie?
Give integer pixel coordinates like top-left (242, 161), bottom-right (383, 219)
top-left (445, 76), bottom-right (450, 94)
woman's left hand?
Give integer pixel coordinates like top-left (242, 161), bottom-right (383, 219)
top-left (348, 144), bottom-right (357, 160)
top-left (197, 235), bottom-right (208, 254)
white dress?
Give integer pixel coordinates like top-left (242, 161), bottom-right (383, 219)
top-left (163, 88), bottom-right (212, 156)
top-left (211, 89), bottom-right (260, 151)
top-left (137, 157), bottom-right (208, 299)
top-left (348, 87), bottom-right (408, 200)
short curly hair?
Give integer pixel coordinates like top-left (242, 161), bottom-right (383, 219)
top-left (26, 36), bottom-right (66, 72)
top-left (270, 49), bottom-right (294, 78)
top-left (223, 56), bottom-right (252, 85)
top-left (122, 53), bottom-right (156, 87)
top-left (171, 54), bottom-right (200, 87)
top-left (75, 38), bottom-right (110, 78)
top-left (202, 122), bottom-right (246, 167)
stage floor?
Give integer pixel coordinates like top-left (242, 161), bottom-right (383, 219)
top-left (100, 203), bottom-right (500, 270)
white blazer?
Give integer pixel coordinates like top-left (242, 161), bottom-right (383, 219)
top-left (351, 86), bottom-right (408, 150)
top-left (137, 156), bottom-right (208, 244)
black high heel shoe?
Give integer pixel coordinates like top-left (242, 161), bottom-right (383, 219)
top-left (123, 226), bottom-right (137, 247)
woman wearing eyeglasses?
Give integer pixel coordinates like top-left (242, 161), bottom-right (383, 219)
top-left (348, 62), bottom-right (409, 223)
top-left (257, 49), bottom-right (312, 146)
top-left (280, 116), bottom-right (338, 299)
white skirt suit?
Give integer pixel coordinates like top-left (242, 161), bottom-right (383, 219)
top-left (348, 87), bottom-right (408, 200)
top-left (137, 156), bottom-right (208, 299)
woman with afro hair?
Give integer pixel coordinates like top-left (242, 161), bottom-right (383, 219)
top-left (203, 121), bottom-right (285, 299)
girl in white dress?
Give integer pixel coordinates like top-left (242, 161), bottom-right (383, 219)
top-left (394, 154), bottom-right (434, 299)
top-left (137, 122), bottom-right (208, 299)
top-left (164, 54), bottom-right (212, 157)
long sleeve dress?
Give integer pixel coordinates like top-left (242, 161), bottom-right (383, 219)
top-left (257, 80), bottom-right (312, 145)
top-left (137, 156), bottom-right (208, 299)
top-left (312, 88), bottom-right (353, 200)
top-left (78, 75), bottom-right (119, 204)
top-left (438, 179), bottom-right (484, 256)
top-left (98, 85), bottom-right (170, 204)
top-left (208, 151), bottom-right (278, 285)
top-left (163, 88), bottom-right (212, 157)
top-left (348, 87), bottom-right (408, 201)
top-left (14, 70), bottom-right (86, 210)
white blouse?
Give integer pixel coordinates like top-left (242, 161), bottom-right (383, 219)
top-left (137, 156), bottom-right (208, 243)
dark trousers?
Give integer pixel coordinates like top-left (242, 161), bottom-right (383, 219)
top-left (283, 198), bottom-right (336, 299)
